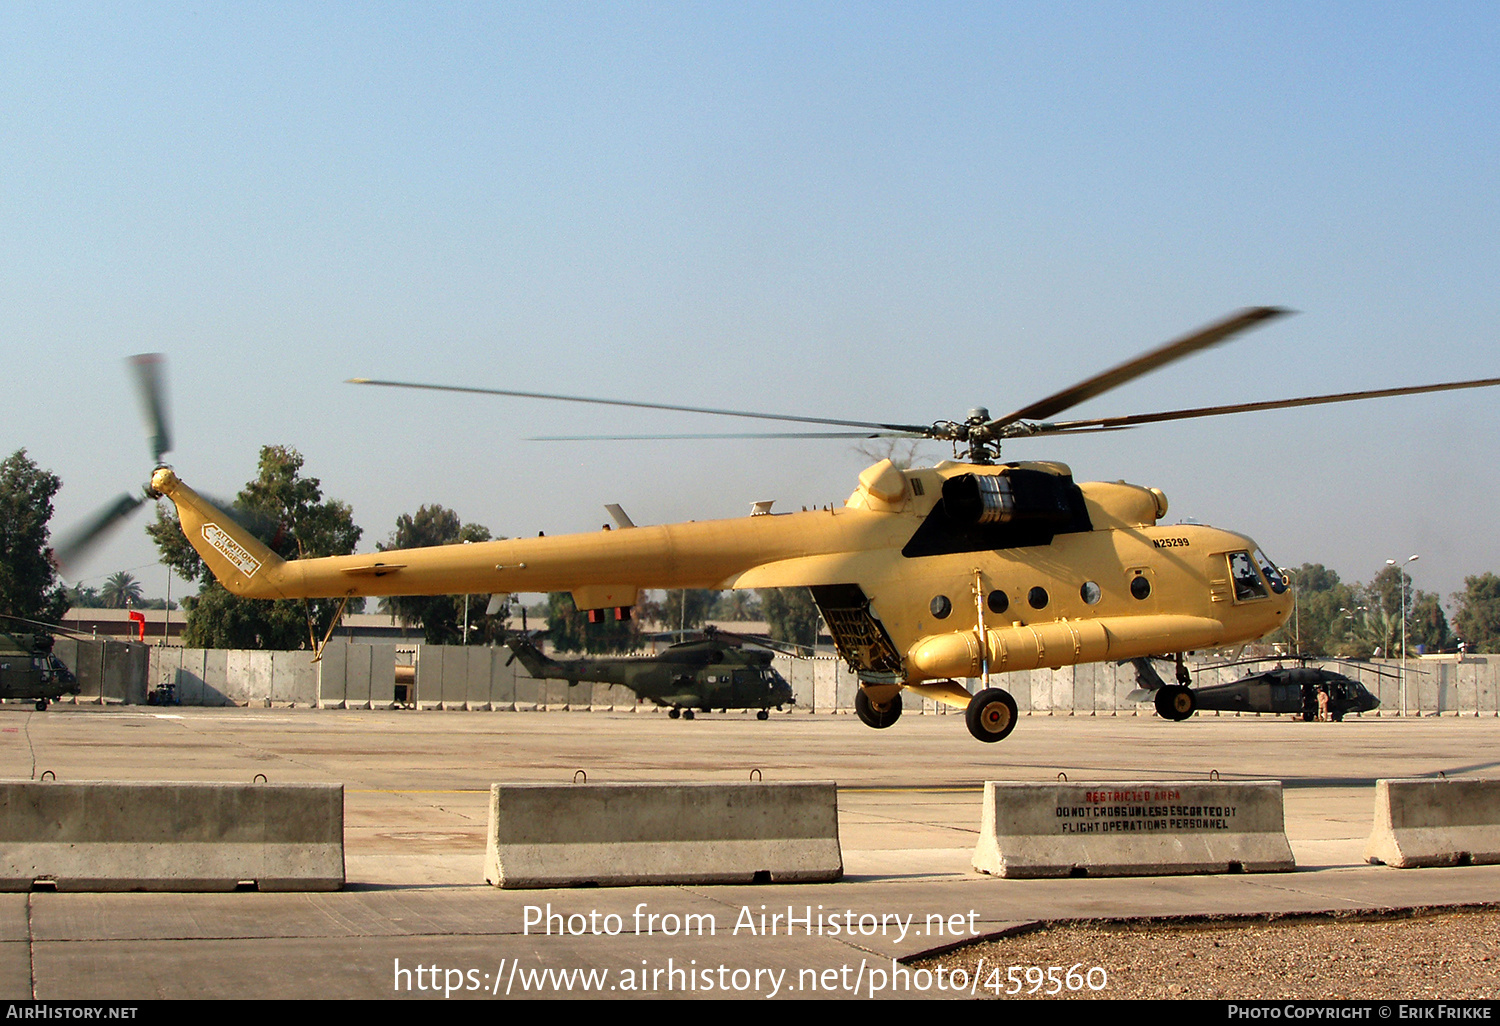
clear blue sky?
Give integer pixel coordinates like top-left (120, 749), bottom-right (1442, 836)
top-left (4, 2), bottom-right (1497, 607)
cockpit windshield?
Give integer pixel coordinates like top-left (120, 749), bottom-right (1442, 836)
top-left (1253, 549), bottom-right (1289, 594)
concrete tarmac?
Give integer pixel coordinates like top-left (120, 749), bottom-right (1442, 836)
top-left (2, 705), bottom-right (1497, 1000)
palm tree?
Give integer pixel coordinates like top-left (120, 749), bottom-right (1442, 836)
top-left (100, 572), bottom-right (144, 609)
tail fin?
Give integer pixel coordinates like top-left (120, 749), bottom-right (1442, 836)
top-left (150, 468), bottom-right (288, 599)
top-left (503, 635), bottom-right (560, 679)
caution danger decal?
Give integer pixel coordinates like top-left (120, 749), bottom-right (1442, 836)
top-left (202, 523), bottom-right (261, 577)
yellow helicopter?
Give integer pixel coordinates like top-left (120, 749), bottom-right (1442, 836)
top-left (109, 309), bottom-right (1500, 742)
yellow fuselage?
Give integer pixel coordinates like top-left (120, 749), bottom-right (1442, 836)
top-left (152, 458), bottom-right (1290, 685)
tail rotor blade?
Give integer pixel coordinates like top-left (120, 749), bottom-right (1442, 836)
top-left (129, 354), bottom-right (172, 464)
top-left (195, 491), bottom-right (284, 546)
top-left (53, 492), bottom-right (147, 570)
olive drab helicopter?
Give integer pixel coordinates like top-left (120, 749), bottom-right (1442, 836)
top-left (0, 628), bottom-right (79, 711)
top-left (68, 308), bottom-right (1500, 742)
top-left (501, 627), bottom-right (795, 720)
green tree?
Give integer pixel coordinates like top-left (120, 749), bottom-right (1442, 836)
top-left (65, 582), bottom-right (102, 608)
top-left (660, 589), bottom-right (716, 632)
top-left (544, 591), bottom-right (641, 654)
top-left (100, 571), bottom-right (144, 609)
top-left (1328, 599), bottom-right (1380, 659)
top-left (710, 590), bottom-right (762, 622)
top-left (1268, 563), bottom-right (1350, 654)
top-left (1267, 563), bottom-right (1440, 658)
top-left (759, 588), bottom-right (820, 648)
top-left (378, 506), bottom-right (506, 644)
top-left (1452, 573), bottom-right (1500, 653)
top-left (1367, 564), bottom-right (1415, 655)
top-left (0, 450), bottom-right (69, 625)
top-left (1408, 591), bottom-right (1451, 653)
top-left (147, 446), bottom-right (362, 649)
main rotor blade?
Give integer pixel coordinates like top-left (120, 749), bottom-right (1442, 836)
top-left (130, 353), bottom-right (172, 464)
top-left (525, 430), bottom-right (927, 441)
top-left (988, 307), bottom-right (1291, 430)
top-left (1023, 376), bottom-right (1500, 435)
top-left (349, 378), bottom-right (931, 434)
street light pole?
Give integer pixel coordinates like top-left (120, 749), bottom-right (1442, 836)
top-left (1386, 555), bottom-right (1419, 716)
top-left (462, 540), bottom-right (473, 645)
top-left (1280, 567), bottom-right (1299, 653)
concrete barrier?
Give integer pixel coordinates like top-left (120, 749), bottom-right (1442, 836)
top-left (1364, 778), bottom-right (1500, 868)
top-left (484, 781), bottom-right (842, 888)
top-left (0, 781), bottom-right (344, 891)
top-left (972, 780), bottom-right (1295, 878)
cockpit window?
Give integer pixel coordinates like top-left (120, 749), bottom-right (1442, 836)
top-left (1253, 549), bottom-right (1288, 594)
top-left (1228, 551), bottom-right (1268, 601)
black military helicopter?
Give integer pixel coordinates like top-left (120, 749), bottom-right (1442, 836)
top-left (0, 627), bottom-right (79, 711)
top-left (503, 627), bottom-right (795, 720)
top-left (1127, 656), bottom-right (1381, 722)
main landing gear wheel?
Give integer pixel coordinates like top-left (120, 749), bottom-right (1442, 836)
top-left (756, 709), bottom-right (769, 720)
top-left (854, 689), bottom-right (902, 729)
top-left (668, 707), bottom-right (681, 719)
top-left (960, 690), bottom-right (1020, 744)
top-left (1155, 685), bottom-right (1196, 721)
top-left (34, 699), bottom-right (48, 712)
top-left (966, 688), bottom-right (1018, 742)
top-left (683, 708), bottom-right (695, 720)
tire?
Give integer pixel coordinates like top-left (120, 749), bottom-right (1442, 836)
top-left (966, 688), bottom-right (1018, 743)
top-left (1155, 685), bottom-right (1196, 721)
top-left (683, 709), bottom-right (695, 720)
top-left (35, 700), bottom-right (48, 712)
top-left (668, 707), bottom-right (681, 720)
top-left (854, 688), bottom-right (902, 729)
top-left (756, 709), bottom-right (769, 721)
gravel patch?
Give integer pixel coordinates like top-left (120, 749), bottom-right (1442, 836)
top-left (911, 906), bottom-right (1500, 1000)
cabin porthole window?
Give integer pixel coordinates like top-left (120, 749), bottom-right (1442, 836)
top-left (1027, 586), bottom-right (1049, 610)
top-left (1080, 581), bottom-right (1102, 605)
top-left (930, 595), bottom-right (952, 619)
top-left (987, 590), bottom-right (1009, 614)
top-left (1130, 575), bottom-right (1151, 600)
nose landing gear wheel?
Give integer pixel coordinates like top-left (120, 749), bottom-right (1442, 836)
top-left (966, 688), bottom-right (1018, 742)
top-left (756, 709), bottom-right (769, 720)
top-left (854, 688), bottom-right (902, 729)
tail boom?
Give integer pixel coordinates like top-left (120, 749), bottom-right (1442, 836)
top-left (151, 467), bottom-right (867, 604)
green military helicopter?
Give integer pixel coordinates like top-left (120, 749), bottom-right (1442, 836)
top-left (0, 629), bottom-right (79, 711)
top-left (502, 627), bottom-right (795, 720)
